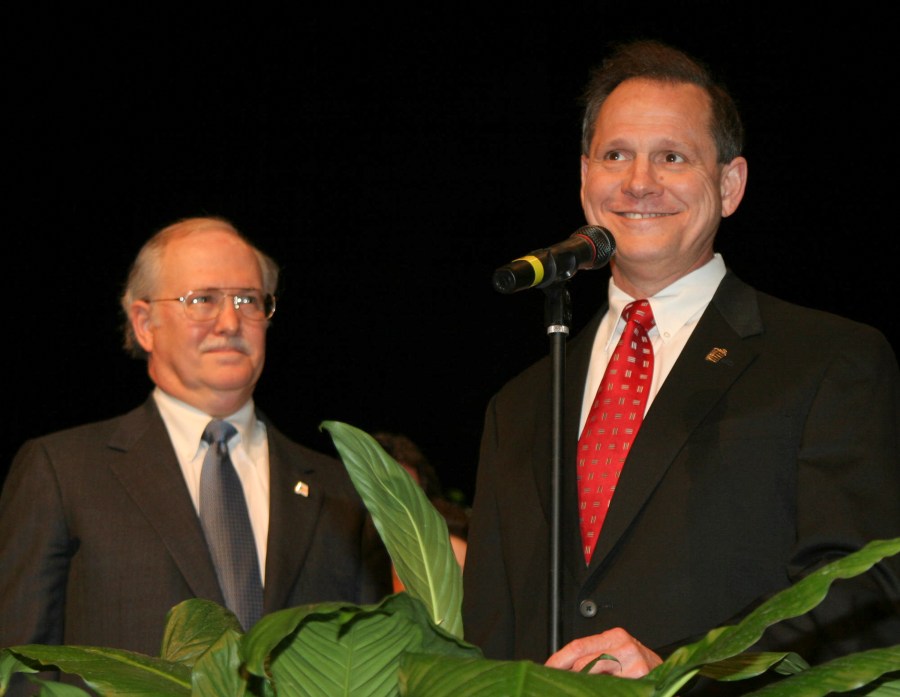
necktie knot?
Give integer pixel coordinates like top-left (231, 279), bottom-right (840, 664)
top-left (203, 419), bottom-right (236, 454)
top-left (622, 299), bottom-right (655, 332)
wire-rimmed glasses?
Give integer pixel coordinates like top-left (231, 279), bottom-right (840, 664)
top-left (147, 288), bottom-right (276, 321)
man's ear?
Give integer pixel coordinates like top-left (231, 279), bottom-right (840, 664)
top-left (130, 301), bottom-right (155, 353)
top-left (720, 156), bottom-right (748, 218)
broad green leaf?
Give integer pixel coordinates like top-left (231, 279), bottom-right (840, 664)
top-left (868, 676), bottom-right (900, 696)
top-left (1, 645), bottom-right (191, 696)
top-left (191, 628), bottom-right (254, 697)
top-left (746, 645), bottom-right (900, 697)
top-left (1, 649), bottom-right (38, 692)
top-left (399, 652), bottom-right (657, 697)
top-left (0, 649), bottom-right (91, 696)
top-left (242, 594), bottom-right (479, 697)
top-left (321, 420), bottom-right (463, 638)
top-left (160, 598), bottom-right (242, 666)
top-left (698, 651), bottom-right (807, 681)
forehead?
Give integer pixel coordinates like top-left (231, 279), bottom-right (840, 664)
top-left (161, 228), bottom-right (262, 288)
top-left (593, 78), bottom-right (714, 149)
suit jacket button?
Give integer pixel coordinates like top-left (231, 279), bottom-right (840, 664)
top-left (579, 599), bottom-right (598, 618)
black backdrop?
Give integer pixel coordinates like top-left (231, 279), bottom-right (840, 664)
top-left (6, 5), bottom-right (897, 503)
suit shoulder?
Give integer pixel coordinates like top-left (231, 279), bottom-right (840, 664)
top-left (755, 290), bottom-right (894, 351)
top-left (13, 402), bottom-right (152, 459)
top-left (488, 306), bottom-right (604, 403)
top-left (270, 430), bottom-right (341, 467)
top-left (714, 272), bottom-right (894, 359)
top-left (487, 353), bottom-right (552, 409)
top-left (264, 422), bottom-right (349, 475)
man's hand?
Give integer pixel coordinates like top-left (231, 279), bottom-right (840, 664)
top-left (544, 627), bottom-right (662, 677)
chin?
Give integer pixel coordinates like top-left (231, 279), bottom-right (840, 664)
top-left (209, 366), bottom-right (259, 390)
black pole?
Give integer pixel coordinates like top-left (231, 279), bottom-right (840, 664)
top-left (542, 282), bottom-right (571, 655)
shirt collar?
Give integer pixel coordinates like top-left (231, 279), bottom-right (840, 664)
top-left (152, 387), bottom-right (258, 463)
top-left (607, 253), bottom-right (726, 347)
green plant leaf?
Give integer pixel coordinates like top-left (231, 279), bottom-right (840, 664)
top-left (696, 651), bottom-right (807, 682)
top-left (1, 650), bottom-right (38, 694)
top-left (190, 627), bottom-right (254, 697)
top-left (241, 594), bottom-right (480, 697)
top-left (866, 676), bottom-right (900, 696)
top-left (746, 646), bottom-right (900, 696)
top-left (320, 420), bottom-right (464, 638)
top-left (0, 644), bottom-right (192, 696)
top-left (399, 652), bottom-right (658, 696)
top-left (160, 598), bottom-right (242, 666)
top-left (0, 650), bottom-right (92, 696)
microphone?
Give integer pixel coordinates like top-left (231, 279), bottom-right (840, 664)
top-left (492, 225), bottom-right (615, 294)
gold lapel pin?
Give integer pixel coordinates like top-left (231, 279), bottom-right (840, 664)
top-left (294, 481), bottom-right (310, 497)
top-left (705, 347), bottom-right (728, 363)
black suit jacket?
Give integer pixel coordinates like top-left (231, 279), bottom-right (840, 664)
top-left (0, 397), bottom-right (391, 658)
top-left (462, 271), bottom-right (900, 665)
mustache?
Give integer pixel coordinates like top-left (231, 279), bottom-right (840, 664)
top-left (199, 337), bottom-right (252, 354)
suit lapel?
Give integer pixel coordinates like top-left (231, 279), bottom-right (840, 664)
top-left (262, 425), bottom-right (324, 612)
top-left (587, 273), bottom-right (764, 570)
top-left (106, 399), bottom-right (223, 602)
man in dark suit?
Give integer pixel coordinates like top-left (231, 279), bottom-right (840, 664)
top-left (462, 39), bottom-right (900, 682)
top-left (0, 217), bottom-right (391, 690)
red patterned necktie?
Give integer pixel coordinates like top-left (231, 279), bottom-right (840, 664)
top-left (577, 299), bottom-right (655, 564)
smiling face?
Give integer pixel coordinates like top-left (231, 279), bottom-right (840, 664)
top-left (580, 78), bottom-right (747, 298)
top-left (129, 227), bottom-right (269, 417)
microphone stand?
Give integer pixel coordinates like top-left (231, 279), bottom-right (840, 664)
top-left (492, 228), bottom-right (614, 656)
top-left (542, 281), bottom-right (572, 656)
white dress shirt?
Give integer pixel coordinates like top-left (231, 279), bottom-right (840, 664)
top-left (579, 253), bottom-right (727, 434)
top-left (153, 387), bottom-right (270, 583)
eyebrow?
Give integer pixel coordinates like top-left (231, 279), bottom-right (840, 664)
top-left (601, 136), bottom-right (693, 151)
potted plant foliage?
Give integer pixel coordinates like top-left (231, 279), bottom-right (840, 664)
top-left (2, 421), bottom-right (898, 696)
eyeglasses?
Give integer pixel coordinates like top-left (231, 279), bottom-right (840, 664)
top-left (147, 288), bottom-right (276, 321)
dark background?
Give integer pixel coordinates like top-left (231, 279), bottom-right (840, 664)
top-left (6, 5), bottom-right (897, 504)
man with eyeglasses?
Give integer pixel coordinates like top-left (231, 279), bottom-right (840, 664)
top-left (0, 216), bottom-right (391, 692)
